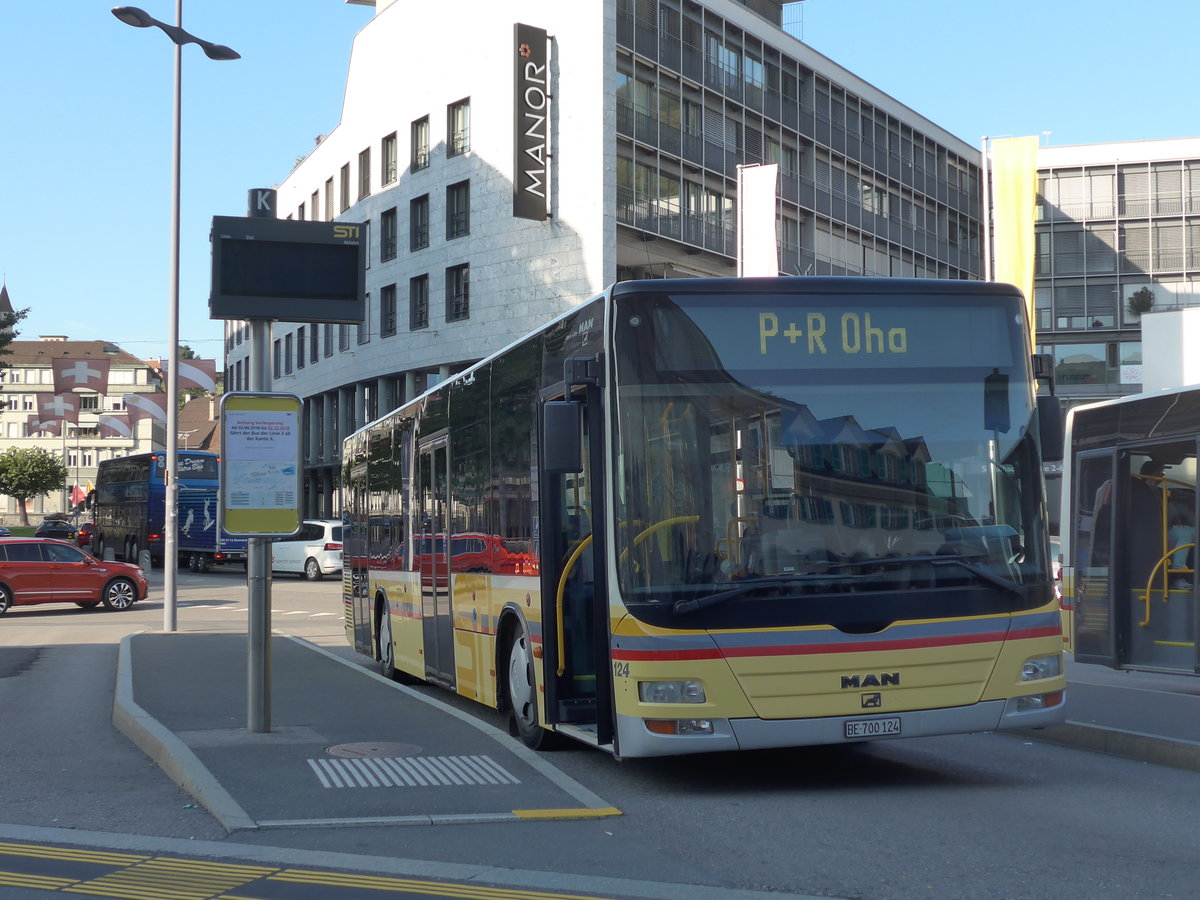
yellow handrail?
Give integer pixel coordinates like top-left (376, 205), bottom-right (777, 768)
top-left (618, 515), bottom-right (700, 567)
top-left (555, 534), bottom-right (593, 677)
top-left (1137, 542), bottom-right (1194, 627)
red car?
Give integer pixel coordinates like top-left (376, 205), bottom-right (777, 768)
top-left (76, 522), bottom-right (97, 548)
top-left (0, 538), bottom-right (148, 614)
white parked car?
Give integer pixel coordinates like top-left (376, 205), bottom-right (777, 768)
top-left (271, 520), bottom-right (343, 580)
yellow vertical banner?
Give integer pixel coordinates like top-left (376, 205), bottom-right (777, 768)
top-left (990, 136), bottom-right (1039, 341)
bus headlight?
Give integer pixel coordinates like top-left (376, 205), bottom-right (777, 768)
top-left (638, 680), bottom-right (706, 703)
top-left (1021, 654), bottom-right (1062, 681)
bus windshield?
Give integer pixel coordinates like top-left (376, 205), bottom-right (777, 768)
top-left (611, 287), bottom-right (1052, 630)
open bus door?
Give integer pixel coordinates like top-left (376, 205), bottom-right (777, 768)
top-left (1072, 450), bottom-right (1119, 668)
top-left (538, 362), bottom-right (613, 750)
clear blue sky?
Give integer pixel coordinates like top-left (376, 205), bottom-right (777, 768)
top-left (2, 1), bottom-right (1194, 363)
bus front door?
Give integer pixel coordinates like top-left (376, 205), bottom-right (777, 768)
top-left (418, 437), bottom-right (455, 688)
top-left (539, 385), bottom-right (611, 748)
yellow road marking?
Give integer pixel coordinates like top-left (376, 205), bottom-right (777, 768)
top-left (512, 807), bottom-right (622, 819)
top-left (63, 857), bottom-right (277, 900)
top-left (266, 868), bottom-right (622, 899)
top-left (0, 870), bottom-right (79, 891)
top-left (0, 841), bottom-right (146, 866)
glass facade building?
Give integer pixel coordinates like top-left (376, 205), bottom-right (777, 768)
top-left (1034, 139), bottom-right (1200, 408)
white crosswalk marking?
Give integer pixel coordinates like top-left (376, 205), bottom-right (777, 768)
top-left (307, 754), bottom-right (520, 788)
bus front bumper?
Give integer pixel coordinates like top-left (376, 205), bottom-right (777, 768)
top-left (613, 693), bottom-right (1067, 758)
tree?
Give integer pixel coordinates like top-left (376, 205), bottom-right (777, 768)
top-left (0, 447), bottom-right (69, 527)
top-left (0, 307), bottom-right (30, 369)
top-left (1127, 286), bottom-right (1155, 317)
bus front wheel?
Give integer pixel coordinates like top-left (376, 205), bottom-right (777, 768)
top-left (506, 624), bottom-right (548, 749)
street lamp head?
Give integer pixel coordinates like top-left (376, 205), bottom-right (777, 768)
top-left (202, 43), bottom-right (241, 61)
top-left (111, 6), bottom-right (157, 28)
top-left (112, 6), bottom-right (240, 61)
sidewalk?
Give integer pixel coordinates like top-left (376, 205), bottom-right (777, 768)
top-left (1015, 655), bottom-right (1200, 772)
top-left (113, 632), bottom-right (620, 833)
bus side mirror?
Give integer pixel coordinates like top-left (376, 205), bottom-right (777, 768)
top-left (1037, 394), bottom-right (1064, 462)
top-left (543, 401), bottom-right (583, 474)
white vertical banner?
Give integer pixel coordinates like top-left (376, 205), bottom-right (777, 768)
top-left (737, 163), bottom-right (780, 277)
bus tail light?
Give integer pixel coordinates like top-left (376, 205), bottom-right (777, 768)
top-left (147, 532), bottom-right (162, 544)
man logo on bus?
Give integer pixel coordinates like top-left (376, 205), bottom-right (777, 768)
top-left (861, 693), bottom-right (883, 708)
top-left (840, 673), bottom-right (900, 689)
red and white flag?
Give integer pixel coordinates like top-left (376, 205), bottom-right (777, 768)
top-left (36, 393), bottom-right (80, 424)
top-left (26, 415), bottom-right (61, 436)
top-left (124, 393), bottom-right (168, 424)
top-left (163, 358), bottom-right (218, 392)
top-left (98, 414), bottom-right (133, 439)
top-left (52, 358), bottom-right (111, 395)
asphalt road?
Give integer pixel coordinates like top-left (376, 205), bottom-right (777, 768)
top-left (2, 567), bottom-right (1200, 899)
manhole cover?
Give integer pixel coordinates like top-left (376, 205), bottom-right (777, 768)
top-left (326, 741), bottom-right (421, 758)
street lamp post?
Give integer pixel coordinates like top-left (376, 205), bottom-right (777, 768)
top-left (112, 5), bottom-right (238, 632)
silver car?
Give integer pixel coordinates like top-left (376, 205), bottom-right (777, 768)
top-left (271, 520), bottom-right (343, 581)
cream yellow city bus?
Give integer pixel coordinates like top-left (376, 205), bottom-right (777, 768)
top-left (343, 277), bottom-right (1066, 757)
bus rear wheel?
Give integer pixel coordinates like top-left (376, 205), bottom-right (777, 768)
top-left (378, 602), bottom-right (397, 680)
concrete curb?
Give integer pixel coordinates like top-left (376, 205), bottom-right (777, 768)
top-left (111, 633), bottom-right (258, 833)
top-left (1017, 722), bottom-right (1200, 773)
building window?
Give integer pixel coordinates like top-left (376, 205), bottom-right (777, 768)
top-left (446, 264), bottom-right (469, 322)
top-left (410, 194), bottom-right (429, 250)
top-left (380, 207), bottom-right (398, 261)
top-left (324, 178), bottom-right (334, 220)
top-left (296, 327), bottom-right (306, 368)
top-left (446, 180), bottom-right (470, 239)
top-left (448, 99), bottom-right (470, 156)
top-left (380, 284), bottom-right (397, 337)
top-left (285, 332), bottom-right (294, 373)
top-left (297, 202), bottom-right (305, 220)
top-left (410, 274), bottom-right (429, 330)
top-left (340, 163), bottom-right (350, 212)
top-left (79, 395), bottom-right (100, 411)
top-left (358, 293), bottom-right (371, 344)
top-left (411, 116), bottom-right (430, 171)
top-left (339, 324), bottom-right (350, 352)
top-left (324, 323), bottom-right (334, 358)
top-left (358, 147), bottom-right (371, 199)
top-left (310, 191), bottom-right (319, 221)
top-left (273, 339), bottom-right (282, 378)
top-left (310, 326), bottom-right (319, 363)
top-left (381, 132), bottom-right (397, 186)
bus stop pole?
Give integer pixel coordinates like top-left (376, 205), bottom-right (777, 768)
top-left (246, 318), bottom-right (272, 732)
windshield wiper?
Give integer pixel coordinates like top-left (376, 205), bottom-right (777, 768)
top-left (672, 574), bottom-right (863, 616)
top-left (831, 554), bottom-right (1026, 601)
top-left (671, 554), bottom-right (1029, 617)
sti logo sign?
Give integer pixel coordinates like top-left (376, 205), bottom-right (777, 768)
top-left (513, 23), bottom-right (549, 221)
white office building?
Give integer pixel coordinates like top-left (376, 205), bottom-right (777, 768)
top-left (224, 0), bottom-right (983, 517)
